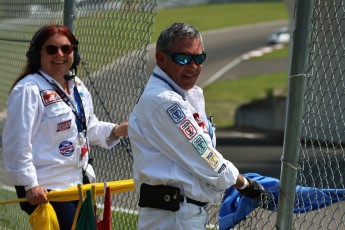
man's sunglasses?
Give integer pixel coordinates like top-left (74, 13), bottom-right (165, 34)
top-left (166, 52), bottom-right (207, 65)
top-left (45, 44), bottom-right (74, 55)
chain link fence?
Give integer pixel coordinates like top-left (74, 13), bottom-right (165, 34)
top-left (295, 0), bottom-right (345, 229)
top-left (1, 0), bottom-right (345, 229)
top-left (232, 0), bottom-right (345, 229)
top-left (0, 0), bottom-right (156, 229)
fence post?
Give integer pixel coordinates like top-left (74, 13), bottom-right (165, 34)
top-left (276, 0), bottom-right (313, 229)
top-left (64, 0), bottom-right (76, 32)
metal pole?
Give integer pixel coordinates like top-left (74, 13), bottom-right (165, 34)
top-left (276, 0), bottom-right (313, 229)
top-left (64, 0), bottom-right (76, 32)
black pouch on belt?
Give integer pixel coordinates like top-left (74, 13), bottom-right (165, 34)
top-left (138, 183), bottom-right (181, 212)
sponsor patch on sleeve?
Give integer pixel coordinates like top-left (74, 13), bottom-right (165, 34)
top-left (41, 89), bottom-right (62, 106)
top-left (167, 103), bottom-right (186, 124)
top-left (202, 148), bottom-right (220, 169)
top-left (217, 163), bottom-right (227, 174)
top-left (202, 148), bottom-right (227, 174)
top-left (179, 119), bottom-right (197, 140)
top-left (192, 135), bottom-right (208, 155)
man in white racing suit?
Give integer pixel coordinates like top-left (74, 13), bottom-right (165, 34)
top-left (128, 22), bottom-right (266, 230)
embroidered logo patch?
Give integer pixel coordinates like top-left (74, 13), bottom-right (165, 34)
top-left (41, 89), bottom-right (62, 106)
top-left (58, 141), bottom-right (74, 157)
top-left (218, 164), bottom-right (227, 174)
top-left (192, 135), bottom-right (207, 155)
top-left (193, 112), bottom-right (206, 132)
top-left (179, 119), bottom-right (197, 140)
top-left (167, 104), bottom-right (185, 124)
top-left (57, 120), bottom-right (71, 132)
top-left (203, 148), bottom-right (220, 169)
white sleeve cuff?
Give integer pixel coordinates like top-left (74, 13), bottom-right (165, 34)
top-left (107, 124), bottom-right (117, 140)
top-left (24, 181), bottom-right (39, 191)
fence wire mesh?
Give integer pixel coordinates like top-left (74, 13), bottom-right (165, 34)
top-left (296, 0), bottom-right (345, 229)
top-left (1, 0), bottom-right (345, 229)
top-left (228, 0), bottom-right (345, 228)
top-left (0, 0), bottom-right (156, 229)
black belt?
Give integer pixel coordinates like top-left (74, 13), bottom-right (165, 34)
top-left (180, 196), bottom-right (208, 207)
top-left (138, 183), bottom-right (208, 211)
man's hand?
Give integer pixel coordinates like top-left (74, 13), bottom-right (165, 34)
top-left (237, 177), bottom-right (266, 199)
top-left (109, 121), bottom-right (128, 139)
top-left (26, 186), bottom-right (48, 205)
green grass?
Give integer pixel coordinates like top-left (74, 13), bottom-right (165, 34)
top-left (204, 70), bottom-right (288, 128)
top-left (153, 2), bottom-right (288, 41)
top-left (253, 45), bottom-right (289, 60)
top-left (0, 189), bottom-right (29, 229)
top-left (110, 210), bottom-right (138, 230)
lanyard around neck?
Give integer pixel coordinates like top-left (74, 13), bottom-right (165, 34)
top-left (152, 73), bottom-right (186, 100)
top-left (38, 72), bottom-right (87, 133)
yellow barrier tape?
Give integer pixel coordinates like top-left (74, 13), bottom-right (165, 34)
top-left (0, 179), bottom-right (135, 205)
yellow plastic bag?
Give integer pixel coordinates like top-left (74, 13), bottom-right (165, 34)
top-left (28, 202), bottom-right (60, 230)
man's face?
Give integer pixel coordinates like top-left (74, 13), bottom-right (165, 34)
top-left (156, 37), bottom-right (204, 90)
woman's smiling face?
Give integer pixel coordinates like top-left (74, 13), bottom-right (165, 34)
top-left (40, 33), bottom-right (74, 80)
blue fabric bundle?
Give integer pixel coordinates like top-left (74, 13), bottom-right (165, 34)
top-left (218, 173), bottom-right (345, 230)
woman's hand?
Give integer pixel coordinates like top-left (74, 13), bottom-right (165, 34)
top-left (109, 121), bottom-right (128, 139)
top-left (26, 186), bottom-right (48, 205)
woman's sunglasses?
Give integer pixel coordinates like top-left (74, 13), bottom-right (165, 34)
top-left (45, 44), bottom-right (74, 55)
top-left (166, 52), bottom-right (207, 65)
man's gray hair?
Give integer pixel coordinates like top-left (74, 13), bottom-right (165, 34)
top-left (156, 22), bottom-right (203, 53)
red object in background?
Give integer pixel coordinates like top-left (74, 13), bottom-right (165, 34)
top-left (193, 112), bottom-right (207, 132)
top-left (97, 186), bottom-right (111, 230)
top-left (81, 145), bottom-right (88, 158)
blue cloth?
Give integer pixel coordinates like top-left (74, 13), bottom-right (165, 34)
top-left (218, 173), bottom-right (345, 230)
